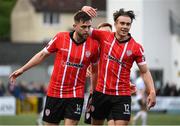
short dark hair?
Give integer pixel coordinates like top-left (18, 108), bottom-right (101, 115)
top-left (97, 22), bottom-right (112, 30)
top-left (113, 8), bottom-right (135, 23)
top-left (74, 11), bottom-right (92, 23)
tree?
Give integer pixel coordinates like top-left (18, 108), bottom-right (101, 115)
top-left (0, 0), bottom-right (16, 41)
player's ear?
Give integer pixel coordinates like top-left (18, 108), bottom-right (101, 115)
top-left (73, 24), bottom-right (76, 28)
top-left (114, 22), bottom-right (117, 28)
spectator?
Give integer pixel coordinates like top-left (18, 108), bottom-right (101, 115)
top-left (0, 79), bottom-right (5, 96)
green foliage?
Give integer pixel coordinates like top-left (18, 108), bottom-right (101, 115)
top-left (0, 0), bottom-right (17, 41)
top-left (0, 113), bottom-right (180, 125)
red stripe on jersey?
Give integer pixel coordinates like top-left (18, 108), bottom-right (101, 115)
top-left (45, 32), bottom-right (99, 98)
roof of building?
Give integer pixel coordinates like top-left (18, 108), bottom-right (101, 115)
top-left (30, 0), bottom-right (106, 13)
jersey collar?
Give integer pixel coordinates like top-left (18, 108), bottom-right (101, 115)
top-left (69, 31), bottom-right (86, 45)
top-left (114, 33), bottom-right (131, 43)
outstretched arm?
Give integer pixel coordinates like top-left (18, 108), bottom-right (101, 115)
top-left (9, 49), bottom-right (50, 84)
top-left (138, 64), bottom-right (156, 110)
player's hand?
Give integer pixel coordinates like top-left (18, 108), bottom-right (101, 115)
top-left (9, 68), bottom-right (24, 84)
top-left (147, 91), bottom-right (156, 110)
top-left (81, 6), bottom-right (97, 18)
top-left (86, 66), bottom-right (92, 77)
top-left (130, 83), bottom-right (137, 95)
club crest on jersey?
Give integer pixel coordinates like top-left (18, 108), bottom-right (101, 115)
top-left (126, 50), bottom-right (132, 56)
top-left (85, 51), bottom-right (91, 58)
top-left (86, 113), bottom-right (90, 119)
top-left (45, 109), bottom-right (50, 116)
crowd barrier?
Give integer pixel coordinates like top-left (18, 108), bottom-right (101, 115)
top-left (0, 95), bottom-right (43, 115)
top-left (131, 96), bottom-right (180, 113)
top-left (1, 96), bottom-right (180, 115)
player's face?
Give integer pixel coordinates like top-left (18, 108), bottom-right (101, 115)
top-left (98, 26), bottom-right (112, 32)
top-left (74, 20), bottom-right (92, 40)
top-left (114, 16), bottom-right (132, 37)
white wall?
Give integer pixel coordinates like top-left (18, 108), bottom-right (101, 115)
top-left (170, 0), bottom-right (180, 88)
top-left (143, 0), bottom-right (172, 85)
top-left (107, 0), bottom-right (144, 43)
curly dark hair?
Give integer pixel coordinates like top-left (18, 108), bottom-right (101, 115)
top-left (113, 8), bottom-right (135, 23)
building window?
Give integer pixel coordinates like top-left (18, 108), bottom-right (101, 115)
top-left (43, 12), bottom-right (59, 25)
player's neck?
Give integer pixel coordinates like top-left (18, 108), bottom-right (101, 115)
top-left (115, 32), bottom-right (130, 42)
top-left (73, 31), bottom-right (85, 43)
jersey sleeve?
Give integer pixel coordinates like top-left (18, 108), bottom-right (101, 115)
top-left (135, 44), bottom-right (146, 66)
top-left (43, 33), bottom-right (59, 53)
top-left (90, 28), bottom-right (106, 43)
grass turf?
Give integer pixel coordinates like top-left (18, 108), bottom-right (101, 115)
top-left (0, 113), bottom-right (180, 125)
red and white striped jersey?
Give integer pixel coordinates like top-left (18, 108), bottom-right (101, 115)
top-left (43, 32), bottom-right (99, 98)
top-left (91, 29), bottom-right (146, 96)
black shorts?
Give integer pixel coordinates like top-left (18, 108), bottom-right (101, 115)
top-left (91, 91), bottom-right (131, 121)
top-left (84, 93), bottom-right (93, 124)
top-left (42, 96), bottom-right (84, 124)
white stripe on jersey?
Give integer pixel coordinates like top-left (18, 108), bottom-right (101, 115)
top-left (47, 37), bottom-right (57, 49)
top-left (138, 61), bottom-right (146, 66)
top-left (43, 48), bottom-right (50, 54)
top-left (139, 48), bottom-right (144, 55)
top-left (73, 42), bottom-right (86, 97)
top-left (43, 37), bottom-right (57, 54)
top-left (103, 37), bottom-right (116, 94)
top-left (115, 42), bottom-right (128, 95)
top-left (60, 39), bottom-right (72, 98)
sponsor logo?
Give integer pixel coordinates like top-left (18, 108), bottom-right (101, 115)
top-left (74, 104), bottom-right (81, 115)
top-left (108, 55), bottom-right (126, 67)
top-left (45, 109), bottom-right (50, 116)
top-left (140, 48), bottom-right (146, 62)
top-left (66, 62), bottom-right (83, 68)
top-left (126, 50), bottom-right (132, 56)
top-left (142, 55), bottom-right (146, 62)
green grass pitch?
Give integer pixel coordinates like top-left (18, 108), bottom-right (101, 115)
top-left (0, 112), bottom-right (180, 125)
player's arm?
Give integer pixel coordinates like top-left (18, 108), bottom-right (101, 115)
top-left (81, 6), bottom-right (97, 18)
top-left (82, 6), bottom-right (105, 41)
top-left (9, 49), bottom-right (50, 84)
top-left (138, 64), bottom-right (156, 109)
top-left (130, 82), bottom-right (136, 95)
top-left (90, 64), bottom-right (98, 94)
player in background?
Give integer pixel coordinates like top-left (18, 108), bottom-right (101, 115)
top-left (9, 11), bottom-right (99, 126)
top-left (82, 6), bottom-right (156, 125)
top-left (132, 76), bottom-right (148, 126)
top-left (84, 22), bottom-right (112, 124)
